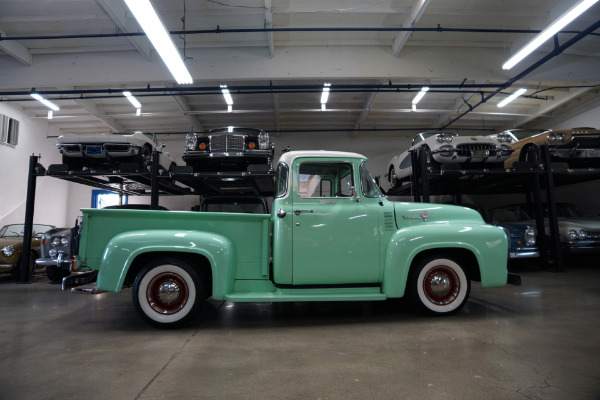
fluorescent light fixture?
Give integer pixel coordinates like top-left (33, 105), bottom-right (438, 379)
top-left (412, 86), bottom-right (429, 105)
top-left (47, 110), bottom-right (53, 120)
top-left (124, 0), bottom-right (193, 84)
top-left (497, 88), bottom-right (527, 108)
top-left (30, 93), bottom-right (60, 111)
top-left (320, 82), bottom-right (331, 104)
top-left (502, 0), bottom-right (600, 70)
top-left (136, 108), bottom-right (142, 116)
top-left (123, 91), bottom-right (142, 108)
top-left (321, 103), bottom-right (326, 111)
top-left (227, 105), bottom-right (233, 113)
top-left (220, 84), bottom-right (234, 105)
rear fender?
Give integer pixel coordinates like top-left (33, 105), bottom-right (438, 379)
top-left (96, 229), bottom-right (236, 297)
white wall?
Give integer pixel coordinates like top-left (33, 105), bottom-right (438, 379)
top-left (0, 103), bottom-right (71, 228)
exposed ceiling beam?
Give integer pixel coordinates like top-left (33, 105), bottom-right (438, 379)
top-left (352, 79), bottom-right (384, 137)
top-left (0, 26), bottom-right (32, 65)
top-left (172, 94), bottom-right (204, 131)
top-left (72, 97), bottom-right (126, 132)
top-left (94, 0), bottom-right (152, 60)
top-left (392, 0), bottom-right (430, 57)
top-left (264, 0), bottom-right (275, 58)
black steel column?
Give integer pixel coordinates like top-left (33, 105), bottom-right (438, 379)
top-left (410, 150), bottom-right (421, 202)
top-left (18, 155), bottom-right (38, 283)
top-left (150, 150), bottom-right (159, 210)
top-left (419, 146), bottom-right (430, 203)
top-left (541, 145), bottom-right (563, 271)
top-left (531, 172), bottom-right (549, 270)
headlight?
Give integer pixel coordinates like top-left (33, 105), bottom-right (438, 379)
top-left (525, 227), bottom-right (536, 246)
top-left (49, 249), bottom-right (57, 257)
top-left (548, 133), bottom-right (556, 142)
top-left (579, 230), bottom-right (587, 239)
top-left (51, 237), bottom-right (61, 247)
top-left (185, 133), bottom-right (198, 151)
top-left (60, 236), bottom-right (70, 246)
top-left (2, 246), bottom-right (15, 257)
top-left (569, 230), bottom-right (579, 240)
top-left (258, 131), bottom-right (270, 150)
top-left (556, 133), bottom-right (565, 142)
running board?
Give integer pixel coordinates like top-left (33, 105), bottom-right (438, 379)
top-left (225, 287), bottom-right (386, 302)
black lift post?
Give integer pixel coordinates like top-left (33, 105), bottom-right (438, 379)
top-left (18, 154), bottom-right (39, 283)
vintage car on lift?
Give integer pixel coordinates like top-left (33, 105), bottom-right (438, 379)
top-left (183, 127), bottom-right (275, 172)
top-left (1, 223), bottom-right (55, 279)
top-left (387, 132), bottom-right (513, 188)
top-left (496, 128), bottom-right (600, 168)
top-left (57, 132), bottom-right (177, 172)
top-left (490, 203), bottom-right (600, 254)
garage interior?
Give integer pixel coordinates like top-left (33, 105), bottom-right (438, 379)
top-left (1, 1), bottom-right (599, 399)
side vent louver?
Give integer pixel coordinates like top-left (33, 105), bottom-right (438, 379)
top-left (384, 212), bottom-right (395, 232)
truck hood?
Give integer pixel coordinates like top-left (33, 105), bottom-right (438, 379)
top-left (394, 202), bottom-right (485, 228)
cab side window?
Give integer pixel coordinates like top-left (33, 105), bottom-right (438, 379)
top-left (298, 162), bottom-right (353, 198)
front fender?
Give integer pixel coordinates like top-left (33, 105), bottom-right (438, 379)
top-left (382, 223), bottom-right (508, 298)
top-left (96, 229), bottom-right (236, 297)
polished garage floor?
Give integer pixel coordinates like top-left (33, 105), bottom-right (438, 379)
top-left (1, 260), bottom-right (599, 400)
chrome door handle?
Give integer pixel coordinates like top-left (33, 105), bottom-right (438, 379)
top-left (294, 209), bottom-right (313, 216)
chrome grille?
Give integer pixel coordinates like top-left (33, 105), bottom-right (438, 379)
top-left (456, 143), bottom-right (497, 157)
top-left (209, 134), bottom-right (244, 152)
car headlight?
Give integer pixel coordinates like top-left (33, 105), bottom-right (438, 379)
top-left (579, 230), bottom-right (587, 239)
top-left (185, 133), bottom-right (198, 151)
top-left (2, 245), bottom-right (15, 257)
top-left (51, 237), bottom-right (61, 246)
top-left (548, 133), bottom-right (556, 142)
top-left (49, 249), bottom-right (57, 257)
top-left (569, 230), bottom-right (579, 240)
top-left (556, 133), bottom-right (565, 142)
top-left (525, 227), bottom-right (536, 246)
top-left (60, 236), bottom-right (70, 246)
top-left (258, 131), bottom-right (270, 150)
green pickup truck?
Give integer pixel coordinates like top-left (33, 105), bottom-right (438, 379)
top-left (65, 151), bottom-right (515, 328)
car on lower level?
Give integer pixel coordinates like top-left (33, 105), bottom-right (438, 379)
top-left (57, 132), bottom-right (177, 172)
top-left (490, 203), bottom-right (600, 254)
top-left (1, 223), bottom-right (55, 279)
top-left (183, 127), bottom-right (275, 172)
top-left (387, 132), bottom-right (513, 188)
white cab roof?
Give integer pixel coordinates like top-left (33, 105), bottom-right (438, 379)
top-left (278, 150), bottom-right (367, 165)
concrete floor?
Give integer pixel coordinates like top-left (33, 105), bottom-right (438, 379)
top-left (0, 259), bottom-right (599, 400)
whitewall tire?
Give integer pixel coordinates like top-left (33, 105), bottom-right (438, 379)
top-left (409, 256), bottom-right (470, 315)
top-left (132, 258), bottom-right (204, 328)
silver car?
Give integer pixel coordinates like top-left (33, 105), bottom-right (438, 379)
top-left (387, 132), bottom-right (513, 188)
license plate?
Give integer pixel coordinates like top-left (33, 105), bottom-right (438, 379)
top-left (86, 146), bottom-right (102, 155)
top-left (471, 150), bottom-right (490, 158)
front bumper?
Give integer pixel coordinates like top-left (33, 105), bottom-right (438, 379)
top-left (432, 148), bottom-right (511, 164)
top-left (509, 249), bottom-right (540, 259)
top-left (563, 240), bottom-right (600, 253)
top-left (36, 256), bottom-right (70, 268)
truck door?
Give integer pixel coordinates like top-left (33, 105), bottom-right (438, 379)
top-left (292, 161), bottom-right (380, 285)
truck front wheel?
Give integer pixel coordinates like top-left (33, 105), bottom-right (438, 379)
top-left (408, 256), bottom-right (470, 315)
top-left (132, 258), bottom-right (204, 328)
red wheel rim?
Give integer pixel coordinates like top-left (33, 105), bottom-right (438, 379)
top-left (146, 272), bottom-right (189, 315)
top-left (422, 265), bottom-right (460, 306)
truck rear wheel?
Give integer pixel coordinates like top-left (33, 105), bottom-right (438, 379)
top-left (408, 255), bottom-right (470, 315)
top-left (132, 258), bottom-right (204, 328)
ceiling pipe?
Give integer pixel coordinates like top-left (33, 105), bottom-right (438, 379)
top-left (440, 18), bottom-right (600, 129)
top-left (1, 26), bottom-right (598, 41)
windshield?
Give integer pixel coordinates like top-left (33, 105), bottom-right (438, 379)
top-left (0, 224), bottom-right (54, 238)
top-left (360, 161), bottom-right (383, 198)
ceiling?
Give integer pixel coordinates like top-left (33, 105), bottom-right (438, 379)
top-left (0, 0), bottom-right (599, 138)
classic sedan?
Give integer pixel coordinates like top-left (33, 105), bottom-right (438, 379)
top-left (183, 127), bottom-right (275, 172)
top-left (498, 127), bottom-right (600, 168)
top-left (490, 203), bottom-right (600, 254)
top-left (458, 204), bottom-right (538, 259)
top-left (387, 132), bottom-right (513, 188)
top-left (57, 132), bottom-right (177, 172)
top-left (1, 223), bottom-right (55, 279)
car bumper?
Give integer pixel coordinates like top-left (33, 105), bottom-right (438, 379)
top-left (58, 143), bottom-right (142, 158)
top-left (432, 150), bottom-right (511, 164)
top-left (551, 148), bottom-right (600, 160)
top-left (509, 249), bottom-right (540, 259)
top-left (184, 150), bottom-right (274, 159)
top-left (563, 241), bottom-right (600, 253)
top-left (36, 256), bottom-right (70, 268)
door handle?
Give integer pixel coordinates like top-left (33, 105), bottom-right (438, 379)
top-left (294, 209), bottom-right (313, 216)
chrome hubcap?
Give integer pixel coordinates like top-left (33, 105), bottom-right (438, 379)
top-left (147, 272), bottom-right (188, 315)
top-left (423, 266), bottom-right (459, 306)
top-left (157, 280), bottom-right (181, 304)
